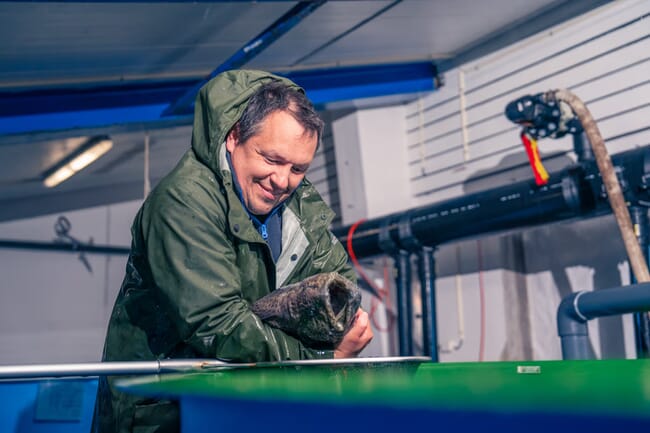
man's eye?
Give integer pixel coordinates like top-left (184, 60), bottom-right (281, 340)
top-left (291, 166), bottom-right (307, 174)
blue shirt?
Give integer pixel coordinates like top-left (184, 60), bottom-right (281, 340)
top-left (226, 152), bottom-right (283, 262)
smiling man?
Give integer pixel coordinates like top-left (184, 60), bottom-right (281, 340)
top-left (92, 70), bottom-right (372, 433)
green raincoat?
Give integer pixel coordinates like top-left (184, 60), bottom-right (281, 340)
top-left (92, 70), bottom-right (355, 433)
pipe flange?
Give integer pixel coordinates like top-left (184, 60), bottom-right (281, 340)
top-left (398, 213), bottom-right (421, 252)
top-left (378, 218), bottom-right (399, 255)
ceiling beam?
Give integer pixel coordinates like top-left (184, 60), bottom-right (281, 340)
top-left (0, 61), bottom-right (438, 144)
top-left (284, 62), bottom-right (440, 106)
top-left (162, 0), bottom-right (327, 116)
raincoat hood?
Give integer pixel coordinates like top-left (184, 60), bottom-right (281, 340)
top-left (191, 69), bottom-right (304, 176)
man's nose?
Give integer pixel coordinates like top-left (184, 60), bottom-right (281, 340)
top-left (270, 165), bottom-right (291, 191)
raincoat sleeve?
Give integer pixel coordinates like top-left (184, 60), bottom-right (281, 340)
top-left (308, 226), bottom-right (357, 286)
top-left (140, 178), bottom-right (333, 362)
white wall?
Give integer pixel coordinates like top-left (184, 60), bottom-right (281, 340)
top-left (0, 201), bottom-right (140, 364)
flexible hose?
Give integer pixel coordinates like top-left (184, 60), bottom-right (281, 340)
top-left (553, 89), bottom-right (650, 284)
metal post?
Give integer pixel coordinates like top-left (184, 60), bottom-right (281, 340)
top-left (629, 206), bottom-right (650, 358)
top-left (395, 250), bottom-right (413, 356)
top-left (417, 246), bottom-right (438, 361)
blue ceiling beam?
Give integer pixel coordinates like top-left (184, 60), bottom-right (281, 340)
top-left (162, 0), bottom-right (327, 116)
top-left (0, 80), bottom-right (198, 117)
top-left (282, 62), bottom-right (439, 106)
top-left (0, 104), bottom-right (189, 137)
top-left (0, 0), bottom-right (441, 139)
top-left (0, 61), bottom-right (438, 139)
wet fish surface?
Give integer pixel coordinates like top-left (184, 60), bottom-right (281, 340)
top-left (251, 272), bottom-right (362, 349)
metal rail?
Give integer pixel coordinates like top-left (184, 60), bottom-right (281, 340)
top-left (0, 356), bottom-right (429, 380)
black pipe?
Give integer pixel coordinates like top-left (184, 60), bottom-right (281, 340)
top-left (394, 250), bottom-right (413, 356)
top-left (418, 246), bottom-right (438, 361)
top-left (334, 146), bottom-right (650, 258)
top-left (630, 206), bottom-right (650, 358)
top-left (336, 169), bottom-right (584, 257)
top-left (0, 239), bottom-right (130, 255)
top-left (557, 282), bottom-right (650, 360)
top-left (573, 131), bottom-right (594, 163)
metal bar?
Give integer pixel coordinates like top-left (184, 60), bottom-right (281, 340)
top-left (162, 1), bottom-right (327, 116)
top-left (0, 239), bottom-right (130, 255)
top-left (0, 356), bottom-right (429, 380)
top-left (0, 359), bottom-right (228, 380)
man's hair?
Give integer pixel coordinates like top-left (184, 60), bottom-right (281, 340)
top-left (234, 81), bottom-right (324, 145)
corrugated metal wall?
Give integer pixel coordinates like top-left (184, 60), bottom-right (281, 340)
top-left (307, 113), bottom-right (343, 227)
top-left (406, 0), bottom-right (649, 205)
top-left (401, 0), bottom-right (650, 361)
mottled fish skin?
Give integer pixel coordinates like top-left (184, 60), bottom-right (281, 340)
top-left (251, 272), bottom-right (362, 350)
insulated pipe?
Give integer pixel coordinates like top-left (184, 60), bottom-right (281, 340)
top-left (557, 283), bottom-right (650, 360)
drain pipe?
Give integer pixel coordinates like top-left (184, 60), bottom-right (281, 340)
top-left (418, 246), bottom-right (438, 361)
top-left (557, 282), bottom-right (650, 360)
top-left (398, 214), bottom-right (441, 360)
top-left (378, 219), bottom-right (413, 356)
top-left (377, 215), bottom-right (440, 360)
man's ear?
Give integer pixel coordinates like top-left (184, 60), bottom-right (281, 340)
top-left (225, 128), bottom-right (238, 153)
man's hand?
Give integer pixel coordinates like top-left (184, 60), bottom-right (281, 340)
top-left (334, 308), bottom-right (373, 358)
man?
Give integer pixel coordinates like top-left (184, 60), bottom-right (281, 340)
top-left (92, 69), bottom-right (373, 432)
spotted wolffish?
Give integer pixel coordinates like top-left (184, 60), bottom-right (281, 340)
top-left (251, 272), bottom-right (362, 350)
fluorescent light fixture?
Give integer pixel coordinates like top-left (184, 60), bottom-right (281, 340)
top-left (43, 136), bottom-right (113, 188)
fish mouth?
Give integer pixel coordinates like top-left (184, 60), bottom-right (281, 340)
top-left (323, 274), bottom-right (361, 332)
top-left (328, 281), bottom-right (348, 317)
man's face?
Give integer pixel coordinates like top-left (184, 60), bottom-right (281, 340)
top-left (226, 110), bottom-right (318, 216)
